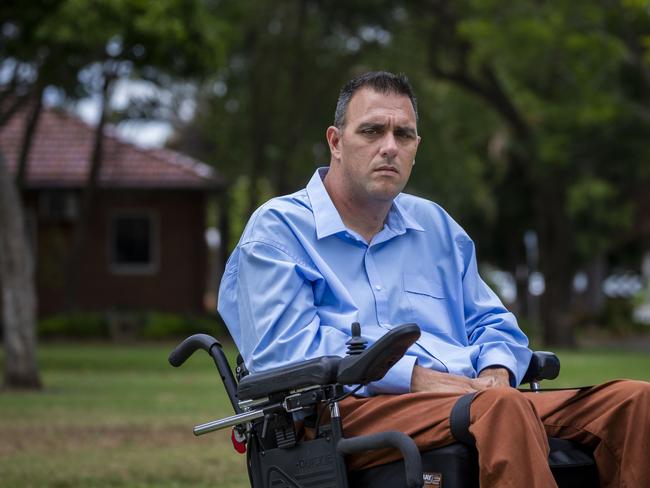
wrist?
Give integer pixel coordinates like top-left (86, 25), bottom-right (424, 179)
top-left (478, 366), bottom-right (511, 386)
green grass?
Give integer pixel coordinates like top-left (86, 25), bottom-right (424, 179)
top-left (543, 348), bottom-right (650, 388)
top-left (0, 343), bottom-right (248, 488)
top-left (1, 343), bottom-right (649, 487)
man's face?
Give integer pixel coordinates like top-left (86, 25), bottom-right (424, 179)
top-left (327, 88), bottom-right (420, 204)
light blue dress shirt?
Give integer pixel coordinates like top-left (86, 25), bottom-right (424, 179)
top-left (218, 167), bottom-right (532, 396)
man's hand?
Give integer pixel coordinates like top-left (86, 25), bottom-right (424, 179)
top-left (478, 366), bottom-right (511, 388)
top-left (410, 365), bottom-right (501, 394)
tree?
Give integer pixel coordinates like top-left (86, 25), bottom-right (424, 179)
top-left (0, 151), bottom-right (41, 388)
top-left (396, 0), bottom-right (650, 345)
top-left (0, 0), bottom-right (227, 388)
top-left (170, 0), bottom-right (401, 249)
top-left (171, 0), bottom-right (650, 346)
top-left (0, 0), bottom-right (61, 389)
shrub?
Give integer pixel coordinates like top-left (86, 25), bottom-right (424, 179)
top-left (39, 312), bottom-right (110, 339)
top-left (38, 310), bottom-right (228, 341)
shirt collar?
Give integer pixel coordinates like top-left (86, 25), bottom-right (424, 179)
top-left (392, 196), bottom-right (425, 233)
top-left (306, 167), bottom-right (425, 240)
top-left (306, 167), bottom-right (348, 239)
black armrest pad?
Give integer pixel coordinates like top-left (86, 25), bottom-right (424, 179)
top-left (237, 356), bottom-right (341, 400)
top-left (522, 351), bottom-right (560, 383)
top-left (236, 324), bottom-right (421, 400)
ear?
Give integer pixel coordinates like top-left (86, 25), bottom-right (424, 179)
top-left (413, 134), bottom-right (422, 161)
top-left (326, 126), bottom-right (342, 161)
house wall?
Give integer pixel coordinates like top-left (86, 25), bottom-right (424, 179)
top-left (33, 189), bottom-right (209, 316)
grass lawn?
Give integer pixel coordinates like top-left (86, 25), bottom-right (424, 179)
top-left (0, 342), bottom-right (248, 488)
top-left (1, 342), bottom-right (649, 487)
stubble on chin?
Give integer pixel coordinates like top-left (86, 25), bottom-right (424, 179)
top-left (365, 179), bottom-right (404, 202)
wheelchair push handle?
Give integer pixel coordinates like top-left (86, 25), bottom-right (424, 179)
top-left (169, 333), bottom-right (242, 414)
top-left (168, 333), bottom-right (222, 367)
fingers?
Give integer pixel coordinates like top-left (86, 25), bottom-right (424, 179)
top-left (410, 366), bottom-right (510, 394)
top-left (473, 376), bottom-right (496, 390)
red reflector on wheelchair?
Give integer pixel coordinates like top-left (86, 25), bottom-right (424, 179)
top-left (231, 429), bottom-right (247, 454)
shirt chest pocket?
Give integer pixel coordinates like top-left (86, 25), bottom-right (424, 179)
top-left (403, 272), bottom-right (446, 299)
top-left (402, 272), bottom-right (451, 331)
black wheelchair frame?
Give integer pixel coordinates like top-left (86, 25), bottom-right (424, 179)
top-left (169, 323), bottom-right (598, 488)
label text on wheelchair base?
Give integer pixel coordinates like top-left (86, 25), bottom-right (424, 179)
top-left (423, 472), bottom-right (442, 487)
top-left (296, 454), bottom-right (334, 471)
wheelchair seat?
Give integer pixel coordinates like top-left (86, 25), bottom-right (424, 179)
top-left (169, 324), bottom-right (599, 488)
top-left (350, 436), bottom-right (598, 488)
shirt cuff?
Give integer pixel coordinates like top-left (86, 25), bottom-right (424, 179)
top-left (365, 354), bottom-right (417, 395)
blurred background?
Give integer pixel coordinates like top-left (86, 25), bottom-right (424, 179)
top-left (1, 1), bottom-right (650, 486)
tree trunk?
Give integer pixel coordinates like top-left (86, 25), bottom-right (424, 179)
top-left (218, 190), bottom-right (231, 269)
top-left (64, 74), bottom-right (112, 310)
top-left (0, 149), bottom-right (41, 389)
top-left (273, 0), bottom-right (307, 196)
top-left (247, 76), bottom-right (267, 217)
top-left (537, 184), bottom-right (576, 347)
top-left (584, 254), bottom-right (607, 317)
top-left (15, 89), bottom-right (45, 189)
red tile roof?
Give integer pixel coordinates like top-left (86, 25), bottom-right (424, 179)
top-left (0, 106), bottom-right (224, 190)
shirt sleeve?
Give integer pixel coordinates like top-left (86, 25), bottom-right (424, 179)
top-left (457, 235), bottom-right (532, 386)
top-left (218, 239), bottom-right (412, 396)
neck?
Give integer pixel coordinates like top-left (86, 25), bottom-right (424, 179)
top-left (323, 171), bottom-right (392, 243)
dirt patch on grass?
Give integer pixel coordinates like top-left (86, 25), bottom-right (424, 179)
top-left (0, 423), bottom-right (220, 457)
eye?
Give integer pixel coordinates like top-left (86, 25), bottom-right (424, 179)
top-left (395, 130), bottom-right (415, 140)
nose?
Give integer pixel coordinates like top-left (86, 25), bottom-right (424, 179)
top-left (380, 132), bottom-right (398, 159)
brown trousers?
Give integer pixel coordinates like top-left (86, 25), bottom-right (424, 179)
top-left (332, 380), bottom-right (650, 488)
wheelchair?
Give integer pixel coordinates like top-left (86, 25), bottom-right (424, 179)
top-left (169, 323), bottom-right (599, 487)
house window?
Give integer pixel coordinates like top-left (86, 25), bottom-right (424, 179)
top-left (109, 211), bottom-right (158, 274)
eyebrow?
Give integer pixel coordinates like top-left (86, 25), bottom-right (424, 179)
top-left (395, 126), bottom-right (417, 137)
top-left (357, 122), bottom-right (384, 132)
top-left (357, 122), bottom-right (417, 137)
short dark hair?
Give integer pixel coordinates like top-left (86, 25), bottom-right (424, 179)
top-left (333, 71), bottom-right (418, 128)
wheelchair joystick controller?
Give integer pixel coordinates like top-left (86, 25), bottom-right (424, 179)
top-left (346, 322), bottom-right (368, 355)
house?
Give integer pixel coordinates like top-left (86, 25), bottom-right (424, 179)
top-left (0, 106), bottom-right (225, 317)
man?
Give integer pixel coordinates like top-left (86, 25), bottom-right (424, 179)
top-left (218, 71), bottom-right (649, 487)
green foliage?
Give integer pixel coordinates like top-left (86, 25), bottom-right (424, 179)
top-left (39, 311), bottom-right (110, 339)
top-left (1, 0), bottom-right (228, 114)
top-left (225, 175), bottom-right (276, 251)
top-left (598, 298), bottom-right (648, 335)
top-left (5, 0), bottom-right (648, 347)
top-left (140, 312), bottom-right (227, 340)
top-left (567, 178), bottom-right (634, 261)
top-left (38, 311), bottom-right (227, 341)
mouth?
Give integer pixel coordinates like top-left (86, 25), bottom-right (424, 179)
top-left (373, 165), bottom-right (399, 175)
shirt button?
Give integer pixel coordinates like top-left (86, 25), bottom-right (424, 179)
top-left (375, 285), bottom-right (382, 291)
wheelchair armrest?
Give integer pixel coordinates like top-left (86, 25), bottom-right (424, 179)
top-left (237, 323), bottom-right (421, 401)
top-left (237, 356), bottom-right (341, 401)
top-left (522, 351), bottom-right (560, 384)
